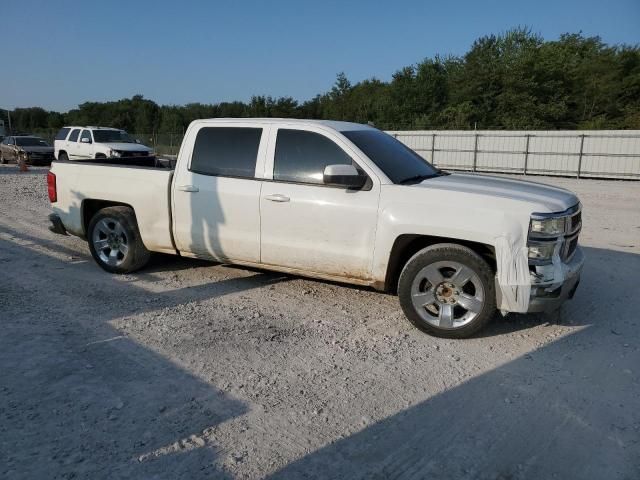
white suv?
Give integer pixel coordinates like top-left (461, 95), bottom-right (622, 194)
top-left (54, 126), bottom-right (153, 161)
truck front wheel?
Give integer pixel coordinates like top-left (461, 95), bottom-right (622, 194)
top-left (87, 206), bottom-right (150, 274)
top-left (398, 243), bottom-right (496, 338)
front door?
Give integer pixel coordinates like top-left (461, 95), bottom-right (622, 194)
top-left (260, 127), bottom-right (380, 280)
top-left (172, 125), bottom-right (267, 263)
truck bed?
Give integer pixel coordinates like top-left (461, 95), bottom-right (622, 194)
top-left (50, 159), bottom-right (177, 254)
top-left (54, 156), bottom-right (176, 169)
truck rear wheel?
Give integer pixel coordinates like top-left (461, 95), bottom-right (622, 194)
top-left (87, 206), bottom-right (150, 274)
top-left (398, 243), bottom-right (496, 338)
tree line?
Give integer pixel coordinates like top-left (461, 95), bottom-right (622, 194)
top-left (4, 29), bottom-right (639, 134)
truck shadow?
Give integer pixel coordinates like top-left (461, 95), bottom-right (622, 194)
top-left (0, 236), bottom-right (288, 479)
top-left (265, 246), bottom-right (640, 479)
top-left (0, 219), bottom-right (607, 339)
top-left (3, 204), bottom-right (638, 479)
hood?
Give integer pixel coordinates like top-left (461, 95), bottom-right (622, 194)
top-left (20, 146), bottom-right (54, 153)
top-left (415, 173), bottom-right (579, 213)
top-left (105, 143), bottom-right (151, 152)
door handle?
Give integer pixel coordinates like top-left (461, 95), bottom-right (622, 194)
top-left (177, 185), bottom-right (199, 192)
top-left (264, 194), bottom-right (290, 203)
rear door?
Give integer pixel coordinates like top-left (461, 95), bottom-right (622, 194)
top-left (259, 126), bottom-right (380, 280)
top-left (172, 124), bottom-right (267, 263)
top-left (66, 129), bottom-right (81, 159)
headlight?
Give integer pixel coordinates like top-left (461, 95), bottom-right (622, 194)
top-left (530, 217), bottom-right (566, 236)
top-left (528, 242), bottom-right (556, 262)
top-left (110, 150), bottom-right (122, 158)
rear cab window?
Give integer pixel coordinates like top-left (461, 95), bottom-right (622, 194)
top-left (190, 127), bottom-right (263, 179)
top-left (68, 129), bottom-right (80, 142)
top-left (274, 129), bottom-right (357, 184)
top-left (55, 128), bottom-right (71, 141)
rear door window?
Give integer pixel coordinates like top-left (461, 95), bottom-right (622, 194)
top-left (80, 130), bottom-right (92, 143)
top-left (68, 129), bottom-right (80, 142)
top-left (274, 129), bottom-right (353, 184)
top-left (55, 128), bottom-right (70, 140)
top-left (190, 127), bottom-right (263, 178)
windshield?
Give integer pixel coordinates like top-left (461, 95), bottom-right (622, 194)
top-left (16, 137), bottom-right (49, 147)
top-left (92, 130), bottom-right (134, 143)
top-left (342, 129), bottom-right (441, 184)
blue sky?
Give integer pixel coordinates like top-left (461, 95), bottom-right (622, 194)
top-left (2, 0), bottom-right (639, 112)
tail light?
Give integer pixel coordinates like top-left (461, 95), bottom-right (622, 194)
top-left (47, 171), bottom-right (57, 203)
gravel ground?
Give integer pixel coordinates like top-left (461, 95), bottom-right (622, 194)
top-left (1, 165), bottom-right (639, 479)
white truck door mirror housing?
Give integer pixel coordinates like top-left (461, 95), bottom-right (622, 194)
top-left (323, 164), bottom-right (367, 189)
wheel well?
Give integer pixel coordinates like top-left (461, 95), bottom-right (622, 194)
top-left (384, 234), bottom-right (496, 293)
top-left (82, 199), bottom-right (133, 235)
top-left (95, 153), bottom-right (106, 159)
top-left (58, 150), bottom-right (67, 157)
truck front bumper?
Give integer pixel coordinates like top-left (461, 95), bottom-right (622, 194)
top-left (527, 246), bottom-right (584, 312)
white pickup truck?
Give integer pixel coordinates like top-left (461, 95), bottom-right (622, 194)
top-left (47, 119), bottom-right (584, 338)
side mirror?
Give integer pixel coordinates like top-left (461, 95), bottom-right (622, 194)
top-left (80, 137), bottom-right (91, 144)
top-left (135, 139), bottom-right (141, 144)
top-left (323, 164), bottom-right (367, 189)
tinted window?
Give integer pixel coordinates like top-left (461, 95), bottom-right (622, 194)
top-left (190, 127), bottom-right (262, 178)
top-left (15, 137), bottom-right (49, 147)
top-left (274, 129), bottom-right (353, 184)
top-left (342, 129), bottom-right (439, 184)
top-left (80, 130), bottom-right (92, 143)
top-left (68, 129), bottom-right (80, 142)
top-left (93, 130), bottom-right (134, 143)
top-left (55, 128), bottom-right (70, 140)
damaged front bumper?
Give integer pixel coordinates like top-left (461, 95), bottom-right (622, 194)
top-left (527, 246), bottom-right (585, 312)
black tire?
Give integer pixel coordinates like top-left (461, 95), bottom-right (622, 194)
top-left (58, 152), bottom-right (69, 162)
top-left (398, 243), bottom-right (496, 338)
top-left (95, 153), bottom-right (106, 159)
top-left (87, 206), bottom-right (150, 274)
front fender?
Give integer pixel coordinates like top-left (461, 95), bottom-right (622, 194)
top-left (372, 194), bottom-right (533, 312)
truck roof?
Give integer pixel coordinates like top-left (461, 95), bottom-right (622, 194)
top-left (190, 118), bottom-right (376, 132)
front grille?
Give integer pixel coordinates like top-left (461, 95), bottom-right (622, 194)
top-left (28, 152), bottom-right (54, 161)
top-left (121, 151), bottom-right (149, 158)
top-left (562, 234), bottom-right (579, 261)
top-left (568, 210), bottom-right (582, 234)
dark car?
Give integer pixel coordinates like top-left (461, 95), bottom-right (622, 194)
top-left (0, 136), bottom-right (55, 165)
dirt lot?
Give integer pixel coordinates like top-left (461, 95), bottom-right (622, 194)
top-left (1, 165), bottom-right (639, 479)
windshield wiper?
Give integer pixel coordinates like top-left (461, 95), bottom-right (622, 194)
top-left (398, 172), bottom-right (443, 185)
